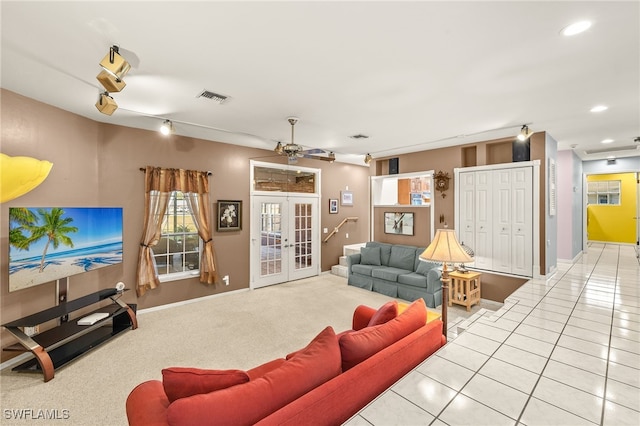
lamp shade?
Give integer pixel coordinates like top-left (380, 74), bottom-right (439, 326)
top-left (420, 229), bottom-right (472, 263)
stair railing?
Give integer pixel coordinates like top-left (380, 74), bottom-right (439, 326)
top-left (323, 217), bottom-right (358, 243)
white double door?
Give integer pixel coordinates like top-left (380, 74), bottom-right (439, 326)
top-left (459, 166), bottom-right (533, 276)
top-left (251, 195), bottom-right (319, 289)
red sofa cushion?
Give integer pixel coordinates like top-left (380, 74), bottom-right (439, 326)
top-left (166, 326), bottom-right (341, 426)
top-left (246, 358), bottom-right (287, 380)
top-left (161, 367), bottom-right (249, 403)
top-left (339, 298), bottom-right (427, 371)
top-left (367, 300), bottom-right (398, 326)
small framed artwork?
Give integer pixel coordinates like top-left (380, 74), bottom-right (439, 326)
top-left (384, 212), bottom-right (414, 235)
top-left (329, 199), bottom-right (339, 214)
top-left (217, 200), bottom-right (242, 231)
top-left (341, 190), bottom-right (353, 206)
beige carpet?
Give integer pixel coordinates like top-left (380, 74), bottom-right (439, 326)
top-left (0, 274), bottom-right (499, 425)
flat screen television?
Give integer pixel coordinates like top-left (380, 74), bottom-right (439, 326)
top-left (8, 207), bottom-right (123, 292)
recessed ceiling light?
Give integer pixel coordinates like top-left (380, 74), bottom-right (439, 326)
top-left (561, 20), bottom-right (592, 36)
top-left (590, 105), bottom-right (608, 112)
top-left (601, 139), bottom-right (614, 144)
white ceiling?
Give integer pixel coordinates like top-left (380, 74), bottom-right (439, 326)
top-left (2, 1), bottom-right (639, 165)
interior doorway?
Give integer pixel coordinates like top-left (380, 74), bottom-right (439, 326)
top-left (586, 172), bottom-right (638, 244)
top-left (250, 196), bottom-right (319, 288)
top-left (249, 161), bottom-right (321, 289)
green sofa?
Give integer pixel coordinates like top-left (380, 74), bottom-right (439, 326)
top-left (346, 241), bottom-right (443, 308)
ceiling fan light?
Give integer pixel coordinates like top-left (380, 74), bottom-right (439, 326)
top-left (95, 92), bottom-right (117, 115)
top-left (99, 45), bottom-right (131, 82)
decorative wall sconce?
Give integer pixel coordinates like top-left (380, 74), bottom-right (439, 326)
top-left (0, 153), bottom-right (53, 202)
top-left (434, 171), bottom-right (450, 198)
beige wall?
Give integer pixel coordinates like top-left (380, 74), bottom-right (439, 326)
top-left (0, 89), bottom-right (370, 358)
top-left (371, 134), bottom-right (547, 274)
top-left (0, 88), bottom-right (548, 357)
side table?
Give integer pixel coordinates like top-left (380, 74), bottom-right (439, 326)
top-left (448, 271), bottom-right (482, 312)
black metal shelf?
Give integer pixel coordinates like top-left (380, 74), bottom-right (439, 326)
top-left (2, 289), bottom-right (137, 381)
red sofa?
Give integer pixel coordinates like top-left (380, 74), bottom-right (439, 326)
top-left (126, 298), bottom-right (445, 426)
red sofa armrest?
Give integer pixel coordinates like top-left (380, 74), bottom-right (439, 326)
top-left (352, 305), bottom-right (376, 330)
top-left (126, 380), bottom-right (170, 426)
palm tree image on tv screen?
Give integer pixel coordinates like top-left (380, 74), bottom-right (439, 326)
top-left (8, 207), bottom-right (123, 292)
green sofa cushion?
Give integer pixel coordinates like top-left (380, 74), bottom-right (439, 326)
top-left (360, 247), bottom-right (381, 266)
top-left (372, 267), bottom-right (412, 282)
top-left (388, 246), bottom-right (417, 270)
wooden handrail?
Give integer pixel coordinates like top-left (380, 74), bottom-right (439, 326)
top-left (323, 217), bottom-right (358, 243)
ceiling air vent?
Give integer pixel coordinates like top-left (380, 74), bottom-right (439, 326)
top-left (197, 90), bottom-right (228, 104)
top-left (584, 145), bottom-right (638, 155)
top-left (349, 134), bottom-right (369, 139)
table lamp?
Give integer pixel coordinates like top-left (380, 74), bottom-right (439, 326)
top-left (420, 229), bottom-right (472, 339)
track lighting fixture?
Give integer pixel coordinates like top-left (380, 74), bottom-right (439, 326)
top-left (97, 45), bottom-right (131, 93)
top-left (274, 141), bottom-right (284, 154)
top-left (95, 92), bottom-right (117, 115)
top-left (160, 120), bottom-right (174, 135)
top-left (517, 125), bottom-right (533, 142)
top-left (364, 153), bottom-right (373, 165)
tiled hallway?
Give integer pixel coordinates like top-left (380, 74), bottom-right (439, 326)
top-left (347, 243), bottom-right (640, 425)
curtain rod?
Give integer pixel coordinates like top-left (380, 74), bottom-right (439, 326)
top-left (139, 167), bottom-right (212, 176)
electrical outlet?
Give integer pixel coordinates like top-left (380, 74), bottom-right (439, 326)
top-left (346, 233), bottom-right (349, 239)
top-left (323, 228), bottom-right (328, 234)
top-left (223, 275), bottom-right (230, 286)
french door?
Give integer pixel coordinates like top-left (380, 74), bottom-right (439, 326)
top-left (251, 195), bottom-right (319, 289)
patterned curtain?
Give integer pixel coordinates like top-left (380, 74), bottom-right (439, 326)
top-left (183, 171), bottom-right (220, 285)
top-left (136, 167), bottom-right (220, 296)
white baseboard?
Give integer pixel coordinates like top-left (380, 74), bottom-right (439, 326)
top-left (138, 287), bottom-right (250, 316)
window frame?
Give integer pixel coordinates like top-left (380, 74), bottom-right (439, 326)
top-left (153, 190), bottom-right (202, 283)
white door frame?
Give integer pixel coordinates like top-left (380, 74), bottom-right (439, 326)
top-left (249, 161), bottom-right (321, 289)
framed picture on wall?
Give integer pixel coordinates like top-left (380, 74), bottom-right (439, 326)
top-left (217, 200), bottom-right (242, 231)
top-left (329, 199), bottom-right (339, 214)
top-left (384, 212), bottom-right (414, 235)
top-left (341, 190), bottom-right (353, 206)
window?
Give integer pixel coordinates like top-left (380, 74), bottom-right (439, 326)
top-left (152, 191), bottom-right (201, 280)
top-left (371, 171), bottom-right (432, 206)
top-left (587, 180), bottom-right (621, 205)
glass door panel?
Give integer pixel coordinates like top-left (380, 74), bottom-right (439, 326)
top-left (252, 196), bottom-right (318, 288)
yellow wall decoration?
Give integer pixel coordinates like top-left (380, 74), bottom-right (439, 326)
top-left (0, 153), bottom-right (53, 203)
top-left (586, 173), bottom-right (637, 244)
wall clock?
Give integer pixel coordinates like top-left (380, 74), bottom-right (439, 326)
top-left (434, 171), bottom-right (450, 198)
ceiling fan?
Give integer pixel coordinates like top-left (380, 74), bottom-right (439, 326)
top-left (274, 117), bottom-right (335, 164)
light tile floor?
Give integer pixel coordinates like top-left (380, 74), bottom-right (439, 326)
top-left (346, 243), bottom-right (640, 425)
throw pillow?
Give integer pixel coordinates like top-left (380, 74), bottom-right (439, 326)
top-left (367, 300), bottom-right (398, 327)
top-left (161, 367), bottom-right (249, 403)
top-left (360, 246), bottom-right (381, 266)
top-left (167, 326), bottom-right (341, 426)
top-left (339, 298), bottom-right (427, 371)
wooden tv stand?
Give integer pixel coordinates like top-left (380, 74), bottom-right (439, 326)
top-left (2, 288), bottom-right (137, 382)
